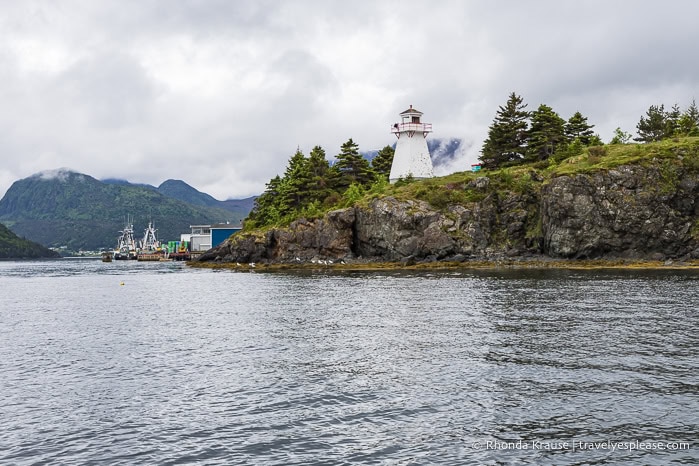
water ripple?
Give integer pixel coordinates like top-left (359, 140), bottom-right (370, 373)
top-left (0, 261), bottom-right (697, 464)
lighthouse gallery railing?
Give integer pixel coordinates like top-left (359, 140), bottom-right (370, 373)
top-left (390, 122), bottom-right (432, 134)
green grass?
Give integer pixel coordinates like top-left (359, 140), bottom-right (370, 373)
top-left (546, 137), bottom-right (699, 176)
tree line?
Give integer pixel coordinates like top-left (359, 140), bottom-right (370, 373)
top-left (246, 140), bottom-right (395, 229)
top-left (633, 101), bottom-right (699, 142)
top-left (480, 92), bottom-right (699, 169)
top-left (248, 94), bottom-right (699, 229)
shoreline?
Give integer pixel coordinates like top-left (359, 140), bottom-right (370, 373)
top-left (187, 258), bottom-right (699, 272)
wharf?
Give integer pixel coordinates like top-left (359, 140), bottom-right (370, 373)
top-left (168, 251), bottom-right (203, 261)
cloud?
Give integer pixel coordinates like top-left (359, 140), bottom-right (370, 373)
top-left (1, 0), bottom-right (698, 201)
top-left (53, 52), bottom-right (158, 129)
top-left (34, 168), bottom-right (82, 182)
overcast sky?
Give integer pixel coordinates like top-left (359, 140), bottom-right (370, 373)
top-left (1, 1), bottom-right (698, 200)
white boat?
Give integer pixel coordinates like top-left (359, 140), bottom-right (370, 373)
top-left (137, 221), bottom-right (166, 261)
top-left (114, 217), bottom-right (138, 260)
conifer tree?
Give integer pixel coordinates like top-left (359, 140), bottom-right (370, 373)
top-left (479, 92), bottom-right (529, 168)
top-left (247, 175), bottom-right (284, 227)
top-left (279, 149), bottom-right (311, 210)
top-left (565, 112), bottom-right (596, 145)
top-left (334, 138), bottom-right (375, 188)
top-left (371, 145), bottom-right (395, 180)
top-left (305, 145), bottom-right (332, 203)
top-left (526, 104), bottom-right (566, 161)
top-left (678, 99), bottom-right (699, 136)
top-left (635, 104), bottom-right (667, 142)
top-left (665, 104), bottom-right (682, 137)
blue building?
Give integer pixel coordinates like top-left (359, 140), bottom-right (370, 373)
top-left (186, 223), bottom-right (242, 252)
top-left (211, 224), bottom-right (242, 248)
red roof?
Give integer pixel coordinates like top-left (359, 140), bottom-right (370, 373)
top-left (399, 105), bottom-right (423, 115)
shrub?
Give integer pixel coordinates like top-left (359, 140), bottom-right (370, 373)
top-left (342, 183), bottom-right (365, 207)
top-left (552, 138), bottom-right (584, 163)
top-left (498, 169), bottom-right (514, 186)
top-left (394, 174), bottom-right (416, 187)
top-left (368, 176), bottom-right (389, 195)
top-left (587, 145), bottom-right (606, 165)
top-left (513, 172), bottom-right (534, 193)
top-left (300, 200), bottom-right (324, 219)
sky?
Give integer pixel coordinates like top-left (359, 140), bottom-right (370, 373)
top-left (1, 0), bottom-right (698, 200)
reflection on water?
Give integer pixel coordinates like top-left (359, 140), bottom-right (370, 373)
top-left (0, 260), bottom-right (697, 465)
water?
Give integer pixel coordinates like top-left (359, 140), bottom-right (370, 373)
top-left (0, 259), bottom-right (697, 465)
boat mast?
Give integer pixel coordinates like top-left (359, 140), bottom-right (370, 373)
top-left (141, 221), bottom-right (159, 251)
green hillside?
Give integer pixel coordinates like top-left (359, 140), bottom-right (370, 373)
top-left (384, 137), bottom-right (699, 207)
top-left (0, 223), bottom-right (60, 258)
top-left (157, 179), bottom-right (220, 207)
top-left (156, 179), bottom-right (253, 224)
top-left (243, 137), bottom-right (699, 234)
top-left (0, 170), bottom-right (239, 252)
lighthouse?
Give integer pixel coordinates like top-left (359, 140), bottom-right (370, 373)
top-left (389, 105), bottom-right (434, 183)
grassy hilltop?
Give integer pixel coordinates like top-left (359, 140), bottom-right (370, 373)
top-left (383, 137), bottom-right (699, 208)
top-left (197, 137), bottom-right (699, 268)
top-left (245, 137), bottom-right (699, 232)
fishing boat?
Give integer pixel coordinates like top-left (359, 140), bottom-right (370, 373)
top-left (137, 221), bottom-right (166, 261)
top-left (114, 218), bottom-right (138, 260)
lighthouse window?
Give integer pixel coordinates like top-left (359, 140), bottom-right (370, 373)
top-left (412, 116), bottom-right (420, 123)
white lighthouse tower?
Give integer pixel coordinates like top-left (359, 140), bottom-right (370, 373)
top-left (389, 105), bottom-right (434, 183)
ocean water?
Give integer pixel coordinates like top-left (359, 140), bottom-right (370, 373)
top-left (0, 259), bottom-right (697, 465)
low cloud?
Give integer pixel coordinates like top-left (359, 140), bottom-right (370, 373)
top-left (1, 1), bottom-right (698, 200)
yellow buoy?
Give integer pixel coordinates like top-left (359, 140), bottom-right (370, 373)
top-left (120, 282), bottom-right (125, 286)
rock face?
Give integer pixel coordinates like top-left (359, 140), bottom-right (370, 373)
top-left (542, 166), bottom-right (699, 258)
top-left (200, 163), bottom-right (699, 264)
top-left (197, 208), bottom-right (356, 263)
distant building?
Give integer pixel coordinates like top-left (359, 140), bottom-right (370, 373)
top-left (389, 105), bottom-right (434, 183)
top-left (211, 224), bottom-right (242, 248)
top-left (185, 223), bottom-right (242, 252)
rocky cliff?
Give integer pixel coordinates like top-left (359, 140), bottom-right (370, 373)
top-left (198, 146), bottom-right (699, 265)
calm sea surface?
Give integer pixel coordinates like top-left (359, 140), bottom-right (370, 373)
top-left (0, 259), bottom-right (697, 465)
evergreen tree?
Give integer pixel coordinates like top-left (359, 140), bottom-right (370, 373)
top-left (665, 104), bottom-right (682, 137)
top-left (334, 138), bottom-right (375, 188)
top-left (371, 145), bottom-right (395, 180)
top-left (247, 175), bottom-right (285, 227)
top-left (678, 99), bottom-right (699, 136)
top-left (279, 149), bottom-right (311, 210)
top-left (305, 145), bottom-right (333, 203)
top-left (565, 112), bottom-right (596, 145)
top-left (587, 134), bottom-right (604, 146)
top-left (635, 104), bottom-right (667, 142)
top-left (526, 104), bottom-right (566, 161)
top-left (479, 92), bottom-right (530, 168)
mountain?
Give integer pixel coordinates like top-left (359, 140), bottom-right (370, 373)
top-left (0, 169), bottom-right (246, 252)
top-left (0, 222), bottom-right (60, 258)
top-left (361, 137), bottom-right (465, 168)
top-left (156, 179), bottom-right (220, 207)
top-left (155, 179), bottom-right (255, 223)
top-left (428, 138), bottom-right (466, 168)
top-left (219, 197), bottom-right (257, 214)
top-left (103, 177), bottom-right (255, 223)
top-left (102, 178), bottom-right (155, 189)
